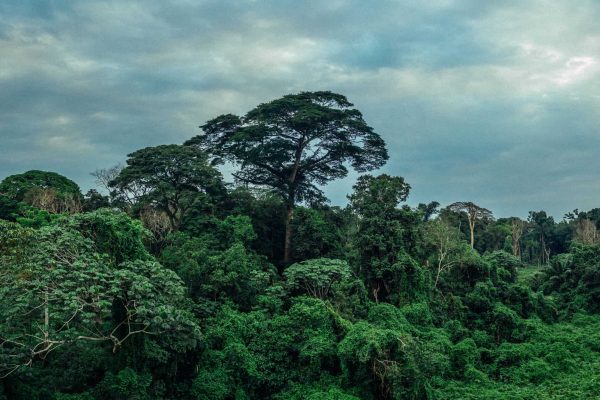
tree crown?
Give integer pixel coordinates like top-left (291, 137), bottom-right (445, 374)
top-left (186, 91), bottom-right (388, 203)
top-left (0, 170), bottom-right (82, 201)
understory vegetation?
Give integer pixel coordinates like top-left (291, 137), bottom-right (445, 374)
top-left (2, 92), bottom-right (600, 399)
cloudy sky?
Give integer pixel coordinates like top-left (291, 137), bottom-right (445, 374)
top-left (1, 1), bottom-right (599, 218)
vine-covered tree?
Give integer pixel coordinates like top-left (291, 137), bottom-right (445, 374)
top-left (186, 91), bottom-right (388, 264)
top-left (348, 174), bottom-right (423, 303)
top-left (526, 210), bottom-right (555, 265)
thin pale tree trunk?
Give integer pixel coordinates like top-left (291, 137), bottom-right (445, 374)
top-left (468, 217), bottom-right (475, 248)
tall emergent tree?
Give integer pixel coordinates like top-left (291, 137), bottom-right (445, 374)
top-left (448, 201), bottom-right (493, 248)
top-left (348, 174), bottom-right (419, 303)
top-left (109, 144), bottom-right (224, 231)
top-left (186, 91), bottom-right (388, 264)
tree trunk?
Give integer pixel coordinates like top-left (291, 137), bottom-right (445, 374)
top-left (540, 234), bottom-right (546, 265)
top-left (372, 282), bottom-right (380, 303)
top-left (283, 202), bottom-right (294, 265)
top-left (511, 220), bottom-right (522, 258)
top-left (468, 217), bottom-right (475, 248)
top-left (282, 137), bottom-right (306, 265)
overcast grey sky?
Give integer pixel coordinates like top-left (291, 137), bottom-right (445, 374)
top-left (1, 0), bottom-right (600, 218)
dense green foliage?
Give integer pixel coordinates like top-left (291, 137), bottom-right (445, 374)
top-left (3, 92), bottom-right (600, 399)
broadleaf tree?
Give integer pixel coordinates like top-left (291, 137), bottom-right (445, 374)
top-left (186, 91), bottom-right (388, 264)
top-left (0, 220), bottom-right (200, 377)
top-left (0, 170), bottom-right (83, 214)
top-left (109, 144), bottom-right (224, 231)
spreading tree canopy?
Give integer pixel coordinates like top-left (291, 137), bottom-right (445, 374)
top-left (109, 144), bottom-right (224, 230)
top-left (186, 91), bottom-right (388, 264)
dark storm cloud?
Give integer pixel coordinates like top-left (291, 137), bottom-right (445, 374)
top-left (1, 0), bottom-right (600, 218)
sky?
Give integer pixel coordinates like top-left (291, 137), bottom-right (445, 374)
top-left (1, 0), bottom-right (600, 218)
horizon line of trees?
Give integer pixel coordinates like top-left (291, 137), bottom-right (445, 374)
top-left (2, 165), bottom-right (595, 267)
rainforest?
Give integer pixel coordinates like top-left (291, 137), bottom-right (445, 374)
top-left (2, 92), bottom-right (600, 399)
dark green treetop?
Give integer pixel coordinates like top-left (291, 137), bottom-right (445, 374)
top-left (349, 174), bottom-right (410, 217)
top-left (348, 174), bottom-right (424, 304)
top-left (0, 170), bottom-right (82, 201)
